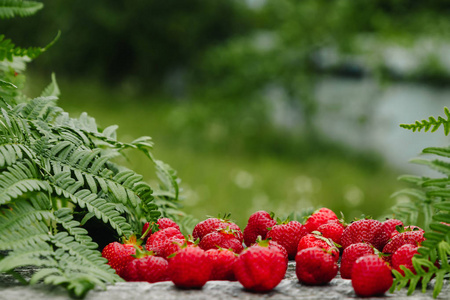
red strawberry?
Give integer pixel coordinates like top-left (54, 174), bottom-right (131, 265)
top-left (340, 219), bottom-right (383, 250)
top-left (168, 246), bottom-right (212, 289)
top-left (233, 241), bottom-right (287, 292)
top-left (145, 227), bottom-right (184, 256)
top-left (340, 242), bottom-right (375, 279)
top-left (382, 230), bottom-right (425, 264)
top-left (199, 229), bottom-right (244, 253)
top-left (243, 210), bottom-right (276, 246)
top-left (390, 225), bottom-right (424, 238)
top-left (295, 247), bottom-right (338, 285)
top-left (142, 217), bottom-right (180, 238)
top-left (268, 240), bottom-right (289, 264)
top-left (317, 220), bottom-right (345, 245)
top-left (304, 208), bottom-right (339, 233)
top-left (392, 244), bottom-right (419, 276)
top-left (122, 253), bottom-right (169, 282)
top-left (206, 248), bottom-right (238, 281)
top-left (158, 238), bottom-right (190, 259)
top-left (101, 242), bottom-right (136, 277)
top-left (297, 234), bottom-right (339, 262)
top-left (376, 218), bottom-right (403, 248)
top-left (351, 254), bottom-right (393, 297)
top-left (266, 220), bottom-right (308, 259)
top-left (193, 217), bottom-right (243, 242)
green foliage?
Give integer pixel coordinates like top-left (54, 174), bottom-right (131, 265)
top-left (0, 2), bottom-right (184, 298)
top-left (391, 108), bottom-right (450, 298)
top-left (0, 0), bottom-right (43, 19)
top-left (400, 107), bottom-right (450, 135)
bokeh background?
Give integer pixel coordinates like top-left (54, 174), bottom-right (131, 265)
top-left (3, 0), bottom-right (450, 227)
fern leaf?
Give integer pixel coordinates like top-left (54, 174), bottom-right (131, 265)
top-left (0, 0), bottom-right (43, 19)
top-left (0, 160), bottom-right (51, 204)
top-left (0, 244), bottom-right (56, 272)
top-left (53, 185), bottom-right (132, 237)
top-left (14, 96), bottom-right (59, 121)
top-left (410, 158), bottom-right (450, 176)
top-left (400, 107), bottom-right (450, 136)
top-left (40, 73), bottom-right (60, 98)
top-left (422, 146), bottom-right (450, 158)
top-left (0, 79), bottom-right (17, 89)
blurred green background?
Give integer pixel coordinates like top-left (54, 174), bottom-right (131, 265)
top-left (4, 0), bottom-right (450, 228)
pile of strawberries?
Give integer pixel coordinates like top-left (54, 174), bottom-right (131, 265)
top-left (101, 208), bottom-right (427, 297)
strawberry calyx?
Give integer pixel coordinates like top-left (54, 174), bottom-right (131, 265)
top-left (338, 211), bottom-right (348, 227)
top-left (122, 234), bottom-right (143, 248)
top-left (311, 231), bottom-right (341, 249)
top-left (274, 216), bottom-right (291, 225)
top-left (207, 212), bottom-right (234, 224)
top-left (254, 237), bottom-right (271, 248)
top-left (132, 247), bottom-right (156, 259)
top-left (214, 226), bottom-right (240, 238)
top-left (351, 214), bottom-right (373, 223)
top-left (186, 234), bottom-right (200, 246)
top-left (215, 246), bottom-right (240, 256)
top-left (269, 211), bottom-right (276, 220)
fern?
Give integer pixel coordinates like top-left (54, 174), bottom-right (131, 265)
top-left (0, 32), bottom-right (60, 62)
top-left (391, 108), bottom-right (450, 298)
top-left (400, 106), bottom-right (450, 136)
top-left (0, 2), bottom-right (186, 298)
top-left (0, 0), bottom-right (43, 19)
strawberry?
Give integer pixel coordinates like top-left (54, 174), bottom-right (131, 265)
top-left (141, 217), bottom-right (180, 238)
top-left (304, 208), bottom-right (339, 233)
top-left (268, 240), bottom-right (289, 264)
top-left (316, 220), bottom-right (345, 245)
top-left (193, 216), bottom-right (243, 242)
top-left (243, 210), bottom-right (276, 246)
top-left (199, 229), bottom-right (244, 253)
top-left (206, 248), bottom-right (238, 281)
top-left (233, 241), bottom-right (287, 292)
top-left (390, 225), bottom-right (424, 238)
top-left (266, 220), bottom-right (308, 259)
top-left (101, 242), bottom-right (136, 277)
top-left (340, 242), bottom-right (375, 279)
top-left (158, 237), bottom-right (190, 259)
top-left (392, 244), bottom-right (419, 276)
top-left (145, 227), bottom-right (184, 256)
top-left (168, 245), bottom-right (212, 289)
top-left (122, 253), bottom-right (169, 282)
top-left (340, 219), bottom-right (383, 250)
top-left (377, 218), bottom-right (403, 248)
top-left (297, 234), bottom-right (339, 262)
top-left (351, 254), bottom-right (393, 297)
top-left (382, 230), bottom-right (425, 264)
top-left (295, 247), bottom-right (338, 285)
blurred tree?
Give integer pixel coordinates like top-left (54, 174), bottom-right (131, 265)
top-left (2, 0), bottom-right (254, 90)
top-left (191, 0), bottom-right (450, 135)
top-left (3, 0), bottom-right (450, 98)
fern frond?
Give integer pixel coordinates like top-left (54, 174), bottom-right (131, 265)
top-left (0, 68), bottom-right (182, 298)
top-left (0, 108), bottom-right (32, 144)
top-left (400, 107), bottom-right (450, 136)
top-left (40, 73), bottom-right (60, 98)
top-left (412, 158), bottom-right (450, 176)
top-left (13, 96), bottom-right (60, 121)
top-left (52, 184), bottom-right (132, 237)
top-left (0, 0), bottom-right (43, 19)
top-left (422, 146), bottom-right (450, 158)
top-left (0, 160), bottom-right (51, 204)
top-left (0, 242), bottom-right (56, 271)
top-left (0, 196), bottom-right (51, 234)
top-left (0, 79), bottom-right (17, 89)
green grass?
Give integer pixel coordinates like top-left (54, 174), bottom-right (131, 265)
top-left (27, 76), bottom-right (406, 228)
